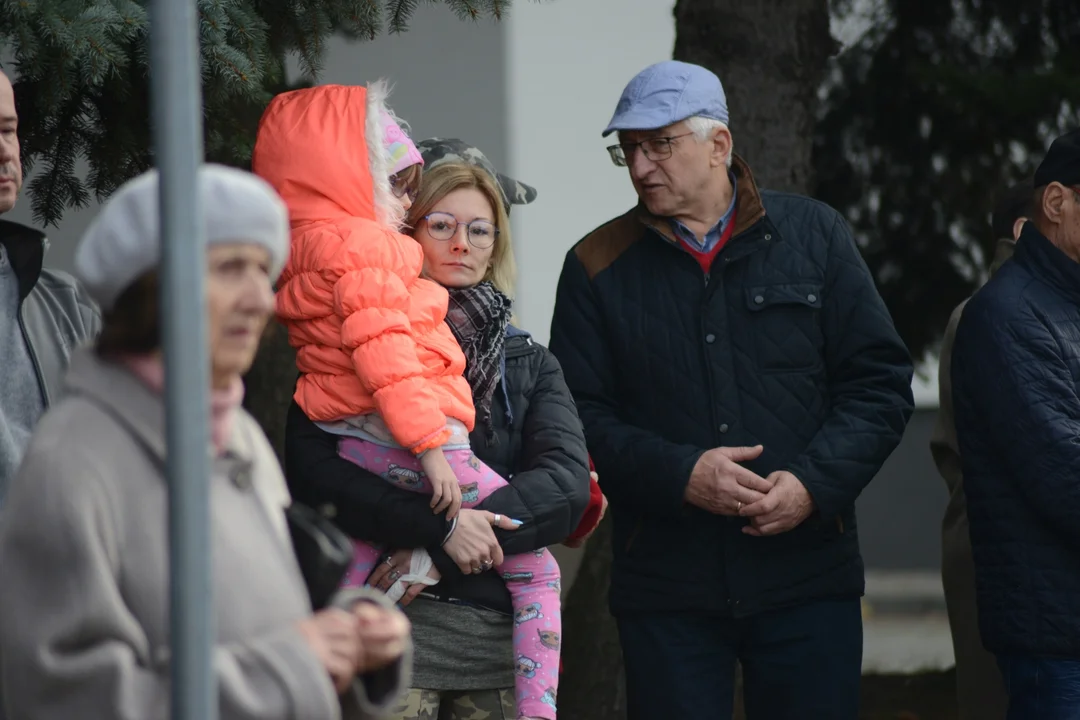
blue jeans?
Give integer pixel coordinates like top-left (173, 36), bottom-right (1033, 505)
top-left (998, 655), bottom-right (1080, 719)
top-left (616, 598), bottom-right (863, 720)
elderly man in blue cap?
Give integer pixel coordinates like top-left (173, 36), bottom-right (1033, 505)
top-left (549, 61), bottom-right (914, 718)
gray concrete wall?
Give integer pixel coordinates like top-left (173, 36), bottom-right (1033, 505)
top-left (857, 409), bottom-right (946, 570)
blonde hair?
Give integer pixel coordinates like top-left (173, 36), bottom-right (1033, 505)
top-left (406, 163), bottom-right (517, 297)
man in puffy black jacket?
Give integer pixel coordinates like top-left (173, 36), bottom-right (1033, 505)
top-left (952, 128), bottom-right (1080, 718)
top-left (549, 60), bottom-right (914, 720)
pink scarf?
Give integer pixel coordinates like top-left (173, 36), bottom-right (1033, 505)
top-left (121, 354), bottom-right (245, 454)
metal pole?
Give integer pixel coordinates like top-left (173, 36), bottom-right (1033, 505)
top-left (148, 0), bottom-right (215, 718)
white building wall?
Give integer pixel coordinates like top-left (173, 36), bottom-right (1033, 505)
top-left (504, 0), bottom-right (677, 344)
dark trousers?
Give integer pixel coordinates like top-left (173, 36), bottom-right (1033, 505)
top-left (616, 598), bottom-right (862, 720)
top-left (998, 655), bottom-right (1080, 720)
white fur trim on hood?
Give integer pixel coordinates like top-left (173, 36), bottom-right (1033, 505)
top-left (365, 79), bottom-right (407, 231)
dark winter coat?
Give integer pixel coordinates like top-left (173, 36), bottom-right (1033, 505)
top-left (953, 223), bottom-right (1080, 658)
top-left (284, 327), bottom-right (591, 613)
top-left (549, 156), bottom-right (914, 617)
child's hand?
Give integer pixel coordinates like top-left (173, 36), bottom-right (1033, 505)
top-left (420, 448), bottom-right (463, 519)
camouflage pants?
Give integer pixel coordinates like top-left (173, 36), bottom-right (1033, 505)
top-left (389, 687), bottom-right (516, 720)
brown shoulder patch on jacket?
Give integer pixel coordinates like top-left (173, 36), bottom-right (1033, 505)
top-left (730, 155), bottom-right (767, 236)
top-left (573, 210), bottom-right (641, 280)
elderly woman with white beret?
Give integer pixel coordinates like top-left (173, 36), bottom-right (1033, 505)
top-left (0, 165), bottom-right (411, 720)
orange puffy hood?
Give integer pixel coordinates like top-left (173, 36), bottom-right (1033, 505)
top-left (251, 82), bottom-right (405, 230)
top-left (251, 82), bottom-right (474, 454)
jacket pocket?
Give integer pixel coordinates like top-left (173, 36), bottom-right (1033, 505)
top-left (745, 282), bottom-right (824, 373)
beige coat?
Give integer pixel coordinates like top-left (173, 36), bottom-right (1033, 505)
top-left (930, 237), bottom-right (1014, 720)
top-left (0, 349), bottom-right (409, 720)
top-left (931, 238), bottom-right (1016, 551)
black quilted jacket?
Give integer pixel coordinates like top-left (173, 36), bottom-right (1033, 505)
top-left (549, 157), bottom-right (914, 616)
top-left (284, 328), bottom-right (591, 614)
top-left (953, 224), bottom-right (1080, 658)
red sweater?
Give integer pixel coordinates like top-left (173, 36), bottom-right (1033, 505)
top-left (679, 210), bottom-right (737, 273)
top-left (566, 456), bottom-right (605, 543)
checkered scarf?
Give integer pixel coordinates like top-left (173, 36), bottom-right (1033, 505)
top-left (444, 281), bottom-right (513, 443)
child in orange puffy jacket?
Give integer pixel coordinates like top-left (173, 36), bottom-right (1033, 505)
top-left (252, 82), bottom-right (560, 720)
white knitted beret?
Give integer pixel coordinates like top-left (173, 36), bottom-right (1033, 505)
top-left (75, 163), bottom-right (290, 312)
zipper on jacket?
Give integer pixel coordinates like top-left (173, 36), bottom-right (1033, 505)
top-left (17, 305), bottom-right (50, 407)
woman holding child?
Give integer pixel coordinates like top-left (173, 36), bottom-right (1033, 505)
top-left (252, 82), bottom-right (597, 720)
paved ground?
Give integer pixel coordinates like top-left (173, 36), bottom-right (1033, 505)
top-left (553, 542), bottom-right (957, 676)
top-left (862, 570), bottom-right (954, 674)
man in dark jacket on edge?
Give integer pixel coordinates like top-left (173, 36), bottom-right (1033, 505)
top-left (0, 70), bottom-right (99, 500)
top-left (952, 129), bottom-right (1080, 718)
top-left (549, 61), bottom-right (914, 719)
top-left (930, 182), bottom-right (1033, 720)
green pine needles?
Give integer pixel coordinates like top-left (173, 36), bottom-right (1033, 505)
top-left (0, 0), bottom-right (517, 226)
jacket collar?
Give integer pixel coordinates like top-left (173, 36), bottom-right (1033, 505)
top-left (0, 219), bottom-right (47, 301)
top-left (63, 348), bottom-right (254, 463)
top-left (989, 237), bottom-right (1016, 275)
top-left (1013, 223), bottom-right (1080, 304)
top-left (633, 154), bottom-right (768, 245)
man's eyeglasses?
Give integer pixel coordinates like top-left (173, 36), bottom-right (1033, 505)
top-left (390, 173), bottom-right (418, 201)
top-left (423, 212), bottom-right (499, 249)
top-left (607, 132), bottom-right (694, 167)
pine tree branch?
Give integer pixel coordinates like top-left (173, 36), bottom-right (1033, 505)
top-left (0, 0), bottom-right (522, 225)
top-left (386, 0), bottom-right (420, 34)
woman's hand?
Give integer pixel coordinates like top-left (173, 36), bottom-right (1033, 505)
top-left (367, 548), bottom-right (441, 606)
top-left (296, 608), bottom-right (362, 694)
top-left (419, 448), bottom-right (463, 518)
top-left (353, 602), bottom-right (412, 673)
top-left (442, 509), bottom-right (521, 574)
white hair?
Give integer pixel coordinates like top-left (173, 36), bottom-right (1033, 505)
top-left (686, 116), bottom-right (733, 168)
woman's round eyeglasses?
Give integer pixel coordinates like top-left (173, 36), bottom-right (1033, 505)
top-left (423, 212), bottom-right (499, 249)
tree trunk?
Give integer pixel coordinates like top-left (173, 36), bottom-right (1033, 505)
top-left (559, 3), bottom-right (834, 719)
top-left (673, 0), bottom-right (836, 193)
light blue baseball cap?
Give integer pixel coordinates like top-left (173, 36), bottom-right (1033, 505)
top-left (602, 61), bottom-right (729, 138)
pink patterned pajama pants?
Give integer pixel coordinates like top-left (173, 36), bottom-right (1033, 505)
top-left (338, 437), bottom-right (562, 719)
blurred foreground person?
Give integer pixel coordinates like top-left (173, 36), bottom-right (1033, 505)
top-left (0, 165), bottom-right (411, 720)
